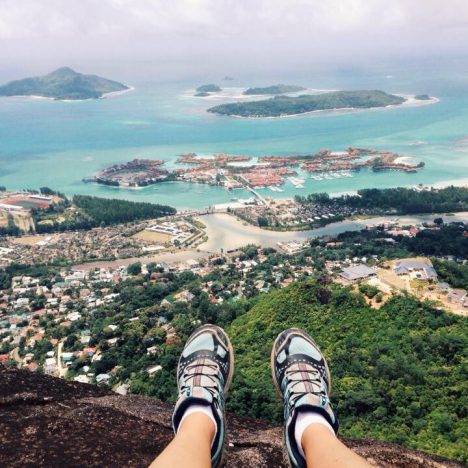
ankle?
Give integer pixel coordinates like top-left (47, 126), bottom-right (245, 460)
top-left (295, 411), bottom-right (335, 458)
top-left (178, 405), bottom-right (217, 443)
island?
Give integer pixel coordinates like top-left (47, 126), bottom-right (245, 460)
top-left (243, 84), bottom-right (306, 95)
top-left (207, 90), bottom-right (406, 117)
top-left (415, 94), bottom-right (431, 100)
top-left (196, 84), bottom-right (221, 93)
top-left (194, 92), bottom-right (211, 97)
top-left (0, 67), bottom-right (129, 100)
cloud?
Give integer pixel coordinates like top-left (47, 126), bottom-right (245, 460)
top-left (1, 0), bottom-right (468, 72)
top-left (1, 0), bottom-right (467, 40)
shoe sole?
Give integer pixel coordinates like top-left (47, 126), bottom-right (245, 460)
top-left (180, 324), bottom-right (235, 393)
top-left (270, 328), bottom-right (332, 397)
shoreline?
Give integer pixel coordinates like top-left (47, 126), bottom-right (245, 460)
top-left (101, 86), bottom-right (135, 99)
top-left (2, 85), bottom-right (135, 102)
top-left (210, 95), bottom-right (439, 119)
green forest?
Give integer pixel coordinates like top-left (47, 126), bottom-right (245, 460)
top-left (73, 195), bottom-right (176, 225)
top-left (296, 186), bottom-right (468, 215)
top-left (226, 281), bottom-right (467, 463)
top-left (31, 195), bottom-right (176, 233)
top-left (208, 90), bottom-right (405, 117)
top-left (243, 84), bottom-right (306, 95)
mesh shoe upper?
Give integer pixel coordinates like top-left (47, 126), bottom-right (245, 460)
top-left (272, 328), bottom-right (338, 468)
top-left (172, 324), bottom-right (234, 467)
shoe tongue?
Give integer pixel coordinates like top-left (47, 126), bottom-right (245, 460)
top-left (189, 386), bottom-right (214, 403)
top-left (295, 392), bottom-right (325, 409)
top-left (293, 393), bottom-right (337, 430)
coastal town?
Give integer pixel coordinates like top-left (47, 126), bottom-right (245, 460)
top-left (1, 217), bottom-right (466, 385)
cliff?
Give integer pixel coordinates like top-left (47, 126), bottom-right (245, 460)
top-left (0, 366), bottom-right (464, 467)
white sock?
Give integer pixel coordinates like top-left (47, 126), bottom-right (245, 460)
top-left (178, 404), bottom-right (217, 446)
top-left (294, 411), bottom-right (335, 458)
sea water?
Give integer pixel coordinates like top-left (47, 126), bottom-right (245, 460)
top-left (1, 58), bottom-right (467, 209)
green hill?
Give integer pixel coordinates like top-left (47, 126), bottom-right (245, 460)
top-left (0, 67), bottom-right (129, 100)
top-left (208, 90), bottom-right (406, 117)
top-left (243, 84), bottom-right (306, 95)
top-left (226, 280), bottom-right (467, 463)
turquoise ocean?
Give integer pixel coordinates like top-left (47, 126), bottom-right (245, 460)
top-left (1, 59), bottom-right (467, 209)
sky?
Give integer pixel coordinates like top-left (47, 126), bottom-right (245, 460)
top-left (1, 0), bottom-right (468, 81)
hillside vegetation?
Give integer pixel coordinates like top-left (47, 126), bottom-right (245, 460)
top-left (243, 84), bottom-right (306, 95)
top-left (226, 280), bottom-right (468, 463)
top-left (208, 90), bottom-right (406, 117)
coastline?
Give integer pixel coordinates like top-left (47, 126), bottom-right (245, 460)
top-left (2, 85), bottom-right (134, 102)
top-left (101, 86), bottom-right (135, 99)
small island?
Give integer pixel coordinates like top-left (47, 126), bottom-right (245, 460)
top-left (0, 67), bottom-right (129, 100)
top-left (207, 90), bottom-right (407, 117)
top-left (415, 94), bottom-right (431, 100)
top-left (243, 84), bottom-right (306, 95)
top-left (196, 84), bottom-right (221, 93)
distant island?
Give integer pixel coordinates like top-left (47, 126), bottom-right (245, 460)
top-left (208, 90), bottom-right (407, 117)
top-left (0, 67), bottom-right (129, 100)
top-left (243, 84), bottom-right (306, 95)
top-left (196, 84), bottom-right (221, 93)
top-left (415, 94), bottom-right (431, 100)
top-left (194, 84), bottom-right (222, 97)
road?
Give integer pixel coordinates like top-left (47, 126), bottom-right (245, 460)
top-left (56, 341), bottom-right (68, 378)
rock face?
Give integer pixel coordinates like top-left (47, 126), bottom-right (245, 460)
top-left (0, 366), bottom-right (464, 468)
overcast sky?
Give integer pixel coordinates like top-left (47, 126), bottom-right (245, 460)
top-left (1, 0), bottom-right (468, 80)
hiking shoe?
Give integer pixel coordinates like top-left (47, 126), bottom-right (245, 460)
top-left (172, 324), bottom-right (234, 467)
top-left (271, 328), bottom-right (338, 468)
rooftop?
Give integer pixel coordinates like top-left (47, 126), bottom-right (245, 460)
top-left (339, 264), bottom-right (376, 281)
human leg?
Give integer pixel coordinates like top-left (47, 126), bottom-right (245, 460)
top-left (150, 324), bottom-right (234, 468)
top-left (150, 411), bottom-right (215, 468)
top-left (271, 328), bottom-right (371, 468)
top-left (301, 424), bottom-right (371, 468)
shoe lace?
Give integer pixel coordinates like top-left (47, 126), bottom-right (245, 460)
top-left (180, 361), bottom-right (222, 397)
top-left (283, 366), bottom-right (326, 407)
